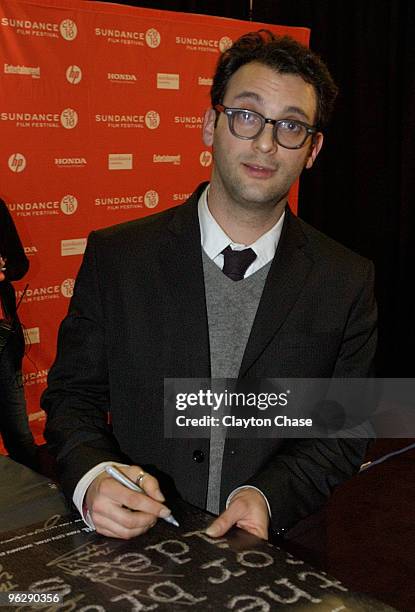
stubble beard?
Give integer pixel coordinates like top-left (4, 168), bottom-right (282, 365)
top-left (212, 158), bottom-right (290, 215)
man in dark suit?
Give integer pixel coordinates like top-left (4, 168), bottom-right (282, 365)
top-left (42, 31), bottom-right (376, 541)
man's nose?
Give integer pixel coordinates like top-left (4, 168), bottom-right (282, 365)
top-left (252, 124), bottom-right (277, 154)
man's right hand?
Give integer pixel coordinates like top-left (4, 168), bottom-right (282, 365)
top-left (85, 465), bottom-right (172, 539)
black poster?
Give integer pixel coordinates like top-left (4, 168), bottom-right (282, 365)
top-left (0, 502), bottom-right (396, 611)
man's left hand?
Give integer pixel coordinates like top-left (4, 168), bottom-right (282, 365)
top-left (206, 488), bottom-right (269, 540)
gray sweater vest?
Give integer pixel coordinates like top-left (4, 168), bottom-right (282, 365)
top-left (202, 250), bottom-right (271, 512)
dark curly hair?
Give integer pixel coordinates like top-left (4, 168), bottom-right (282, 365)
top-left (211, 30), bottom-right (338, 130)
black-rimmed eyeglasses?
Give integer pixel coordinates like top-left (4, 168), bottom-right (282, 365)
top-left (215, 104), bottom-right (318, 149)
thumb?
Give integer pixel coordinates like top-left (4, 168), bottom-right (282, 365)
top-left (206, 507), bottom-right (236, 538)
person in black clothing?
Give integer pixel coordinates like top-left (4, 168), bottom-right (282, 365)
top-left (0, 197), bottom-right (38, 469)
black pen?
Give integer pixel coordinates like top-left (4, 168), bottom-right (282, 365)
top-left (105, 465), bottom-right (179, 527)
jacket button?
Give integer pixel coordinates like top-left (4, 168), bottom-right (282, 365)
top-left (193, 450), bottom-right (204, 463)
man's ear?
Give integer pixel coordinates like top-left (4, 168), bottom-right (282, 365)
top-left (305, 132), bottom-right (324, 169)
top-left (202, 108), bottom-right (216, 146)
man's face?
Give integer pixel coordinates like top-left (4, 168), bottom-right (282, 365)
top-left (203, 61), bottom-right (323, 212)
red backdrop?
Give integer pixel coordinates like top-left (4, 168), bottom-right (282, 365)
top-left (0, 0), bottom-right (309, 446)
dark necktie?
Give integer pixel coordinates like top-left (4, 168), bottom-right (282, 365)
top-left (221, 245), bottom-right (257, 281)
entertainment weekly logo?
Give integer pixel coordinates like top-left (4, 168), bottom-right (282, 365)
top-left (176, 35), bottom-right (232, 54)
top-left (95, 26), bottom-right (160, 48)
top-left (1, 108), bottom-right (78, 129)
top-left (153, 154), bottom-right (181, 165)
top-left (0, 17), bottom-right (77, 40)
top-left (7, 195), bottom-right (78, 218)
top-left (95, 190), bottom-right (159, 211)
top-left (198, 76), bottom-right (213, 86)
top-left (4, 64), bottom-right (40, 78)
top-left (95, 111), bottom-right (159, 129)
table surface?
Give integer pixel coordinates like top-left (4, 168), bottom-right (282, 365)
top-left (0, 456), bottom-right (398, 611)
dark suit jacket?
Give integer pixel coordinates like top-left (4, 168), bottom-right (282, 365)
top-left (42, 183), bottom-right (377, 532)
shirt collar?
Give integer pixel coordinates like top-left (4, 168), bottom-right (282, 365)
top-left (198, 184), bottom-right (285, 266)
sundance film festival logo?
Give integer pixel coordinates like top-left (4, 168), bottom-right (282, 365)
top-left (60, 19), bottom-right (77, 41)
top-left (200, 151), bottom-right (212, 167)
top-left (60, 195), bottom-right (78, 215)
top-left (60, 108), bottom-right (78, 129)
top-left (174, 115), bottom-right (203, 129)
top-left (61, 278), bottom-right (75, 298)
top-left (8, 196), bottom-right (77, 218)
top-left (8, 153), bottom-right (26, 172)
top-left (66, 65), bottom-right (82, 84)
top-left (1, 110), bottom-right (77, 129)
top-left (145, 110), bottom-right (160, 130)
top-left (95, 113), bottom-right (145, 129)
top-left (176, 34), bottom-right (232, 54)
top-left (9, 200), bottom-right (59, 217)
top-left (95, 194), bottom-right (144, 211)
top-left (0, 16), bottom-right (59, 39)
top-left (219, 36), bottom-right (233, 52)
top-left (95, 26), bottom-right (145, 46)
top-left (16, 285), bottom-right (60, 303)
top-left (144, 190), bottom-right (159, 209)
top-left (173, 192), bottom-right (191, 202)
top-left (145, 28), bottom-right (161, 48)
top-left (23, 369), bottom-right (49, 386)
top-left (94, 190), bottom-right (158, 211)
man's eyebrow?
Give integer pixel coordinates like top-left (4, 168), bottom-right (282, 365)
top-left (233, 91), bottom-right (263, 105)
top-left (283, 105), bottom-right (313, 122)
top-left (231, 93), bottom-right (313, 123)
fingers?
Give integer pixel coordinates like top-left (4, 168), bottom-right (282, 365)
top-left (127, 467), bottom-right (165, 503)
top-left (85, 465), bottom-right (170, 539)
top-left (206, 489), bottom-right (269, 540)
top-left (92, 504), bottom-right (158, 540)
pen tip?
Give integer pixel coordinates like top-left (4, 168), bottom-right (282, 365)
top-left (168, 516), bottom-right (180, 527)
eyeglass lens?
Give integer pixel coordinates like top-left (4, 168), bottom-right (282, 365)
top-left (231, 110), bottom-right (308, 148)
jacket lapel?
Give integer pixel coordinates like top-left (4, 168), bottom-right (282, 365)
top-left (158, 183), bottom-right (211, 378)
top-left (239, 208), bottom-right (314, 377)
